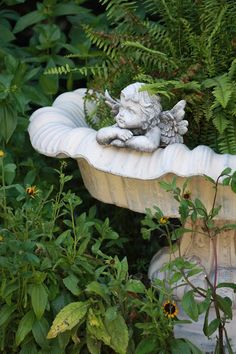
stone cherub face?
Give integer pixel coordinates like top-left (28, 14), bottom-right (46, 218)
top-left (115, 83), bottom-right (162, 131)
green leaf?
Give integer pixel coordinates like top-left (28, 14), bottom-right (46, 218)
top-left (39, 73), bottom-right (59, 95)
top-left (125, 279), bottom-right (146, 293)
top-left (213, 113), bottom-right (229, 134)
top-left (204, 318), bottom-right (220, 337)
top-left (231, 171), bottom-right (236, 193)
top-left (32, 317), bottom-right (50, 348)
top-left (54, 4), bottom-right (84, 16)
top-left (217, 282), bottom-right (236, 291)
top-left (105, 313), bottom-right (129, 354)
top-left (0, 102), bottom-right (17, 142)
top-left (24, 170), bottom-right (37, 186)
top-left (3, 163), bottom-right (16, 185)
top-left (0, 304), bottom-right (16, 327)
top-left (31, 283), bottom-right (48, 319)
top-left (194, 198), bottom-right (207, 217)
top-left (13, 11), bottom-right (46, 33)
top-left (87, 309), bottom-right (111, 347)
top-left (216, 295), bottom-right (232, 319)
top-left (220, 167), bottom-right (232, 176)
top-left (47, 301), bottom-right (89, 339)
top-left (63, 274), bottom-right (81, 296)
top-left (135, 337), bottom-right (157, 354)
top-left (15, 310), bottom-right (35, 346)
top-left (86, 281), bottom-right (109, 303)
top-left (182, 290), bottom-right (199, 321)
top-left (86, 331), bottom-right (101, 354)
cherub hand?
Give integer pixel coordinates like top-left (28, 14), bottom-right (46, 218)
top-left (117, 129), bottom-right (133, 141)
top-left (110, 139), bottom-right (126, 147)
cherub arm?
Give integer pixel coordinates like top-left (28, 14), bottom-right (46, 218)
top-left (96, 125), bottom-right (133, 145)
top-left (111, 126), bottom-right (161, 152)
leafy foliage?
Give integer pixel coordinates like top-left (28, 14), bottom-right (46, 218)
top-left (78, 0), bottom-right (236, 153)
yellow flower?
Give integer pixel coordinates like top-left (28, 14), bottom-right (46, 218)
top-left (0, 150), bottom-right (5, 158)
top-left (0, 235), bottom-right (4, 241)
top-left (26, 185), bottom-right (38, 198)
top-left (163, 300), bottom-right (178, 319)
top-left (159, 216), bottom-right (169, 225)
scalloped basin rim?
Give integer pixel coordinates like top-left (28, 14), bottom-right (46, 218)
top-left (28, 88), bottom-right (236, 182)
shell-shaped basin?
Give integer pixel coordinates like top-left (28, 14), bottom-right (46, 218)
top-left (28, 89), bottom-right (236, 220)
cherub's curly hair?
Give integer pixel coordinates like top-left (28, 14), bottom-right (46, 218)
top-left (121, 82), bottom-right (162, 130)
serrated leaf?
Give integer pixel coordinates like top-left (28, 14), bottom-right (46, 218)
top-left (125, 279), bottom-right (146, 293)
top-left (86, 281), bottom-right (109, 303)
top-left (15, 310), bottom-right (35, 346)
top-left (87, 308), bottom-right (111, 347)
top-left (47, 301), bottom-right (89, 339)
top-left (63, 274), bottom-right (81, 296)
top-left (105, 313), bottom-right (129, 354)
top-left (213, 113), bottom-right (229, 134)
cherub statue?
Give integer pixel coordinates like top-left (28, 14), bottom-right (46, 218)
top-left (96, 82), bottom-right (188, 153)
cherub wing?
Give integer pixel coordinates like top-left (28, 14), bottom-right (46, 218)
top-left (104, 90), bottom-right (120, 116)
top-left (159, 100), bottom-right (188, 145)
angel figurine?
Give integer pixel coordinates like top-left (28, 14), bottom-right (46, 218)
top-left (96, 82), bottom-right (188, 153)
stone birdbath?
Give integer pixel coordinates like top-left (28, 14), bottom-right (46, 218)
top-left (28, 83), bottom-right (236, 352)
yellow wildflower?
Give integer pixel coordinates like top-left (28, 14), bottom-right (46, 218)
top-left (159, 216), bottom-right (169, 225)
top-left (0, 150), bottom-right (5, 158)
top-left (163, 300), bottom-right (178, 319)
top-left (0, 235), bottom-right (4, 241)
top-left (26, 185), bottom-right (38, 198)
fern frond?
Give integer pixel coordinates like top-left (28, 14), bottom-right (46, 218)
top-left (218, 123), bottom-right (236, 154)
top-left (44, 64), bottom-right (76, 75)
top-left (203, 75), bottom-right (233, 109)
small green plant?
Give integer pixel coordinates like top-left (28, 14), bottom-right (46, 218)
top-left (141, 168), bottom-right (236, 354)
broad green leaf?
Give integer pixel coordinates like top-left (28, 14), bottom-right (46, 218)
top-left (63, 274), bottom-right (81, 296)
top-left (125, 279), bottom-right (146, 293)
top-left (15, 310), bottom-right (35, 346)
top-left (105, 307), bottom-right (117, 321)
top-left (24, 170), bottom-right (37, 186)
top-left (39, 73), bottom-right (58, 95)
top-left (182, 290), bottom-right (199, 321)
top-left (86, 281), bottom-right (109, 303)
top-left (220, 167), bottom-right (232, 176)
top-left (0, 24), bottom-right (15, 42)
top-left (47, 301), bottom-right (89, 339)
top-left (204, 318), bottom-right (220, 337)
top-left (86, 332), bottom-right (101, 354)
top-left (0, 304), bottom-right (16, 327)
top-left (87, 308), bottom-right (111, 347)
top-left (13, 11), bottom-right (46, 33)
top-left (216, 295), bottom-right (232, 319)
top-left (31, 283), bottom-right (48, 319)
top-left (105, 313), bottom-right (129, 354)
top-left (3, 163), bottom-right (17, 185)
top-left (54, 4), bottom-right (85, 16)
top-left (32, 317), bottom-right (50, 348)
top-left (0, 102), bottom-right (17, 142)
top-left (135, 337), bottom-right (157, 354)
